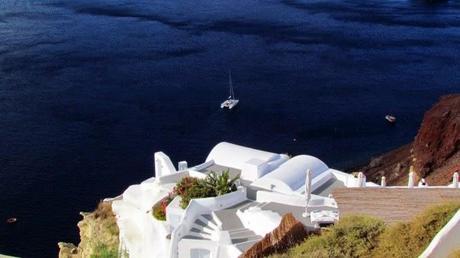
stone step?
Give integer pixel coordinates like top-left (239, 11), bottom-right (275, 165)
top-left (188, 231), bottom-right (213, 240)
top-left (231, 234), bottom-right (261, 244)
top-left (229, 229), bottom-right (258, 239)
top-left (197, 215), bottom-right (219, 231)
top-left (227, 227), bottom-right (252, 233)
top-left (235, 238), bottom-right (261, 252)
top-left (190, 224), bottom-right (215, 235)
top-left (183, 235), bottom-right (206, 240)
top-left (201, 214), bottom-right (213, 220)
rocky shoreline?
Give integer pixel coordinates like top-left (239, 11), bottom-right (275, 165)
top-left (360, 94), bottom-right (460, 186)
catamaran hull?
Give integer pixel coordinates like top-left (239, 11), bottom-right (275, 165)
top-left (221, 100), bottom-right (239, 109)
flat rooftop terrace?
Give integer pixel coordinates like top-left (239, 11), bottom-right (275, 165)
top-left (332, 188), bottom-right (460, 224)
top-left (198, 164), bottom-right (241, 179)
top-left (312, 178), bottom-right (345, 197)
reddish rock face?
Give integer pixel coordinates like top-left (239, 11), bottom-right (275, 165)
top-left (413, 94), bottom-right (460, 179)
top-left (240, 213), bottom-right (310, 258)
top-left (361, 94), bottom-right (460, 186)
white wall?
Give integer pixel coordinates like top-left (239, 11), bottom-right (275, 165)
top-left (256, 190), bottom-right (305, 207)
top-left (178, 239), bottom-right (219, 258)
top-left (112, 184), bottom-right (172, 258)
top-left (420, 209), bottom-right (460, 258)
top-left (155, 152), bottom-right (177, 177)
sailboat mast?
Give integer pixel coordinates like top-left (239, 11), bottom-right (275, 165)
top-left (228, 70), bottom-right (235, 99)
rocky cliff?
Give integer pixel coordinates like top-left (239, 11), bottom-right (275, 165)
top-left (58, 201), bottom-right (119, 258)
top-left (240, 213), bottom-right (310, 258)
top-left (361, 94), bottom-right (460, 186)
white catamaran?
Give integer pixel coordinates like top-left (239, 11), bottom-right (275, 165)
top-left (221, 71), bottom-right (239, 109)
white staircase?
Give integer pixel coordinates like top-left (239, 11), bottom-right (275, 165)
top-left (182, 202), bottom-right (268, 253)
top-left (184, 214), bottom-right (220, 240)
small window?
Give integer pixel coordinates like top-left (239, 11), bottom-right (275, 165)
top-left (190, 248), bottom-right (210, 258)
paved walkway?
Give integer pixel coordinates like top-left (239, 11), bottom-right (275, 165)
top-left (332, 188), bottom-right (460, 224)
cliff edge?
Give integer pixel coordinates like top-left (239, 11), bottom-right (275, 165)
top-left (361, 94), bottom-right (460, 185)
top-left (58, 201), bottom-right (119, 258)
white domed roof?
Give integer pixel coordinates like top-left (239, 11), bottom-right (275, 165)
top-left (251, 155), bottom-right (329, 194)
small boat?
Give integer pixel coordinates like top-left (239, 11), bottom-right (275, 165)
top-left (221, 71), bottom-right (239, 110)
top-left (385, 115), bottom-right (396, 123)
top-left (6, 217), bottom-right (17, 224)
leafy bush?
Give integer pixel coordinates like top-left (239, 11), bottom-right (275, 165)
top-left (281, 215), bottom-right (385, 258)
top-left (152, 195), bottom-right (174, 221)
top-left (89, 202), bottom-right (120, 258)
top-left (203, 171), bottom-right (239, 196)
top-left (174, 176), bottom-right (200, 197)
top-left (177, 178), bottom-right (215, 209)
top-left (374, 202), bottom-right (460, 258)
top-left (174, 170), bottom-right (240, 209)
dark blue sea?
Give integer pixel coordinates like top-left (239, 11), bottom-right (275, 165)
top-left (0, 0), bottom-right (459, 256)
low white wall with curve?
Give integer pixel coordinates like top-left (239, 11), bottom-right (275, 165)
top-left (420, 209), bottom-right (460, 258)
top-left (113, 181), bottom-right (173, 258)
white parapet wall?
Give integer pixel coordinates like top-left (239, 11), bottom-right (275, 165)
top-left (331, 170), bottom-right (379, 188)
top-left (113, 186), bottom-right (172, 258)
top-left (420, 209), bottom-right (460, 258)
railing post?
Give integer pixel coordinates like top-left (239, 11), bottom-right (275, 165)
top-left (178, 161), bottom-right (188, 171)
top-left (357, 172), bottom-right (364, 188)
top-left (453, 172), bottom-right (459, 188)
top-left (408, 166), bottom-right (415, 188)
top-left (381, 176), bottom-right (386, 187)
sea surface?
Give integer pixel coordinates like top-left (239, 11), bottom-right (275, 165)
top-left (0, 0), bottom-right (459, 256)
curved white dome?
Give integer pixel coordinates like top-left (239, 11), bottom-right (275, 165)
top-left (206, 142), bottom-right (280, 169)
top-left (251, 155), bottom-right (329, 194)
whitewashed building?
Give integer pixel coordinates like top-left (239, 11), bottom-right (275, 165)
top-left (110, 142), bottom-right (459, 258)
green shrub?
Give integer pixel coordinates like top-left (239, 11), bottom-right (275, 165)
top-left (174, 176), bottom-right (200, 197)
top-left (374, 202), bottom-right (460, 258)
top-left (152, 195), bottom-right (173, 221)
top-left (91, 243), bottom-right (118, 258)
top-left (275, 215), bottom-right (385, 258)
top-left (89, 201), bottom-right (120, 258)
top-left (174, 176), bottom-right (213, 209)
top-left (203, 170), bottom-right (239, 196)
top-left (152, 202), bottom-right (166, 221)
top-left (178, 179), bottom-right (215, 209)
top-left (174, 171), bottom-right (240, 209)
